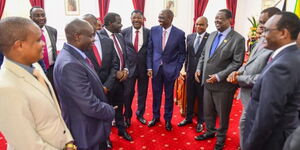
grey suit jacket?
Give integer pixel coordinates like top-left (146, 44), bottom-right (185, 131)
top-left (237, 39), bottom-right (272, 106)
top-left (196, 29), bottom-right (245, 91)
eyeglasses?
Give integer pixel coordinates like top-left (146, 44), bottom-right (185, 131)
top-left (262, 27), bottom-right (279, 33)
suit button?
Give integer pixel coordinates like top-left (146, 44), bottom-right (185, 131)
top-left (63, 130), bottom-right (66, 134)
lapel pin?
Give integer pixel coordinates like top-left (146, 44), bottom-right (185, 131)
top-left (224, 40), bottom-right (228, 43)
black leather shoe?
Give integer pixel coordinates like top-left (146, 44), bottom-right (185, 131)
top-left (194, 132), bottom-right (215, 141)
top-left (165, 121), bottom-right (172, 131)
top-left (124, 118), bottom-right (131, 128)
top-left (177, 119), bottom-right (192, 127)
top-left (148, 118), bottom-right (160, 127)
top-left (196, 123), bottom-right (203, 132)
top-left (137, 116), bottom-right (147, 125)
top-left (214, 140), bottom-right (225, 150)
top-left (106, 139), bottom-right (112, 149)
top-left (118, 130), bottom-right (133, 141)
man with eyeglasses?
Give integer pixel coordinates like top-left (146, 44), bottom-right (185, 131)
top-left (243, 12), bottom-right (300, 150)
top-left (227, 7), bottom-right (280, 149)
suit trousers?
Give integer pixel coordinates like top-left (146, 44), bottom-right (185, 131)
top-left (186, 76), bottom-right (204, 123)
top-left (124, 72), bottom-right (148, 119)
top-left (203, 86), bottom-right (235, 141)
top-left (109, 82), bottom-right (126, 131)
top-left (78, 141), bottom-right (107, 150)
top-left (152, 66), bottom-right (176, 121)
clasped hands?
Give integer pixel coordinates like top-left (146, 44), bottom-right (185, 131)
top-left (194, 71), bottom-right (218, 84)
top-left (226, 71), bottom-right (240, 84)
top-left (116, 69), bottom-right (128, 82)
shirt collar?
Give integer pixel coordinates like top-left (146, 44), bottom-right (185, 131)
top-left (197, 32), bottom-right (206, 38)
top-left (271, 42), bottom-right (297, 59)
top-left (103, 27), bottom-right (113, 36)
top-left (218, 27), bottom-right (231, 36)
top-left (163, 25), bottom-right (172, 32)
top-left (65, 43), bottom-right (87, 59)
top-left (133, 26), bottom-right (143, 32)
top-left (8, 58), bottom-right (34, 74)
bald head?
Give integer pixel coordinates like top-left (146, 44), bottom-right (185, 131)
top-left (82, 14), bottom-right (98, 31)
top-left (195, 16), bottom-right (208, 34)
top-left (161, 9), bottom-right (174, 20)
top-left (65, 19), bottom-right (93, 43)
top-left (0, 17), bottom-right (38, 54)
top-left (65, 19), bottom-right (95, 51)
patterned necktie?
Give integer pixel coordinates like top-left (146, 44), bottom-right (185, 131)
top-left (111, 34), bottom-right (124, 70)
top-left (85, 57), bottom-right (94, 69)
top-left (194, 35), bottom-right (201, 53)
top-left (92, 44), bottom-right (102, 67)
top-left (134, 30), bottom-right (139, 52)
top-left (162, 30), bottom-right (167, 50)
top-left (41, 29), bottom-right (49, 69)
top-left (209, 33), bottom-right (222, 57)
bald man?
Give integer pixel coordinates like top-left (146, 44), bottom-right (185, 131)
top-left (0, 17), bottom-right (74, 150)
top-left (53, 19), bottom-right (115, 150)
top-left (178, 16), bottom-right (209, 133)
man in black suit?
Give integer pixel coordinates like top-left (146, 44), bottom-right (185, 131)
top-left (178, 16), bottom-right (209, 133)
top-left (30, 6), bottom-right (57, 86)
top-left (194, 9), bottom-right (245, 150)
top-left (243, 12), bottom-right (300, 150)
top-left (99, 12), bottom-right (132, 142)
top-left (121, 10), bottom-right (150, 126)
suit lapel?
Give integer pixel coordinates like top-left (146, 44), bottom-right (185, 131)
top-left (128, 27), bottom-right (134, 49)
top-left (190, 33), bottom-right (196, 56)
top-left (164, 27), bottom-right (175, 52)
top-left (45, 26), bottom-right (57, 61)
top-left (209, 30), bottom-right (234, 59)
top-left (196, 33), bottom-right (209, 56)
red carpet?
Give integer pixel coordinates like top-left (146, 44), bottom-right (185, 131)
top-left (0, 84), bottom-right (242, 150)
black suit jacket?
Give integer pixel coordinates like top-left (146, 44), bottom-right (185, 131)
top-left (45, 25), bottom-right (58, 62)
top-left (121, 26), bottom-right (150, 78)
top-left (84, 32), bottom-right (118, 90)
top-left (186, 32), bottom-right (209, 79)
top-left (99, 29), bottom-right (129, 71)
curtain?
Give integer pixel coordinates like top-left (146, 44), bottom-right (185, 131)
top-left (29, 0), bottom-right (44, 8)
top-left (0, 0), bottom-right (6, 19)
top-left (226, 0), bottom-right (237, 28)
top-left (193, 0), bottom-right (209, 32)
top-left (98, 0), bottom-right (110, 23)
top-left (132, 0), bottom-right (145, 13)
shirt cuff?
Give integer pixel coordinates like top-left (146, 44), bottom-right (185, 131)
top-left (215, 74), bottom-right (220, 82)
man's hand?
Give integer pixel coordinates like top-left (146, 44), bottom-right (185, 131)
top-left (120, 69), bottom-right (128, 82)
top-left (103, 86), bottom-right (109, 94)
top-left (147, 70), bottom-right (153, 78)
top-left (227, 71), bottom-right (239, 84)
top-left (116, 71), bottom-right (124, 80)
top-left (206, 74), bottom-right (218, 84)
top-left (64, 141), bottom-right (77, 150)
top-left (195, 71), bottom-right (201, 83)
top-left (179, 72), bottom-right (186, 80)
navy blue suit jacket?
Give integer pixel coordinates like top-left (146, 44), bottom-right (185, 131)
top-left (243, 44), bottom-right (300, 150)
top-left (53, 43), bottom-right (115, 149)
top-left (147, 25), bottom-right (186, 80)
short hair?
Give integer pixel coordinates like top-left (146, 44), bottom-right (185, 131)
top-left (0, 17), bottom-right (36, 53)
top-left (275, 12), bottom-right (300, 40)
top-left (261, 7), bottom-right (281, 18)
top-left (65, 19), bottom-right (91, 43)
top-left (131, 10), bottom-right (143, 16)
top-left (82, 14), bottom-right (97, 26)
top-left (161, 9), bottom-right (174, 19)
top-left (219, 9), bottom-right (232, 19)
top-left (29, 6), bottom-right (43, 16)
top-left (104, 12), bottom-right (120, 26)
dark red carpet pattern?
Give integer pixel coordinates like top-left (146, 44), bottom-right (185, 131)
top-left (0, 84), bottom-right (242, 150)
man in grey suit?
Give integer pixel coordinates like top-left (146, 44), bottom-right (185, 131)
top-left (121, 10), bottom-right (150, 126)
top-left (177, 16), bottom-right (209, 133)
top-left (194, 9), bottom-right (245, 150)
top-left (227, 7), bottom-right (280, 149)
top-left (243, 12), bottom-right (300, 150)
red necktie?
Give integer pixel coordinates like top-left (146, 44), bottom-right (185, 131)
top-left (134, 30), bottom-right (139, 52)
top-left (92, 44), bottom-right (102, 67)
top-left (111, 34), bottom-right (124, 70)
top-left (162, 30), bottom-right (167, 50)
top-left (41, 29), bottom-right (49, 69)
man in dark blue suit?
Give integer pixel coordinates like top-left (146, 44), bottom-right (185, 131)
top-left (147, 9), bottom-right (186, 131)
top-left (243, 12), bottom-right (300, 150)
top-left (53, 19), bottom-right (115, 150)
top-left (121, 10), bottom-right (150, 126)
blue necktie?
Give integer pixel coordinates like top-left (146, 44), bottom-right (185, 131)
top-left (209, 33), bottom-right (222, 57)
top-left (194, 35), bottom-right (201, 53)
